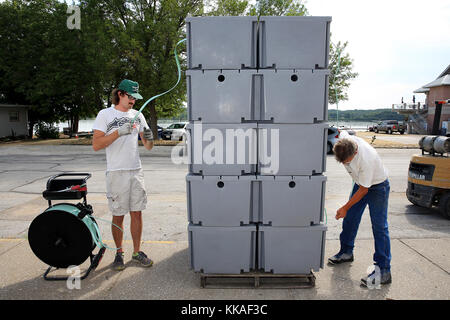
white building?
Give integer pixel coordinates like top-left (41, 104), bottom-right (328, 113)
top-left (0, 104), bottom-right (29, 138)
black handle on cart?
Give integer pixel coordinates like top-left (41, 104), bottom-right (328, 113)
top-left (45, 173), bottom-right (92, 191)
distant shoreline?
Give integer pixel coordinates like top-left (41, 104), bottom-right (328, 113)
top-left (1, 131), bottom-right (423, 149)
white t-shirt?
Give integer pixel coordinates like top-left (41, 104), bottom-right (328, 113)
top-left (339, 131), bottom-right (388, 188)
top-left (93, 106), bottom-right (149, 172)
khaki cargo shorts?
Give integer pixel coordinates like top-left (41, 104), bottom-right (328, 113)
top-left (105, 168), bottom-right (147, 216)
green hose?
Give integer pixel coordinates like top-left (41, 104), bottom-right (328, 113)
top-left (86, 216), bottom-right (124, 251)
top-left (131, 38), bottom-right (187, 125)
top-left (334, 44), bottom-right (342, 127)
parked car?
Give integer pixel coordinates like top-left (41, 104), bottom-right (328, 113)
top-left (340, 127), bottom-right (356, 136)
top-left (368, 124), bottom-right (376, 132)
top-left (327, 127), bottom-right (356, 154)
top-left (327, 127), bottom-right (340, 154)
top-left (138, 125), bottom-right (163, 140)
top-left (164, 122), bottom-right (188, 141)
top-left (160, 127), bottom-right (172, 140)
top-left (157, 125), bottom-right (163, 139)
top-left (374, 120), bottom-right (405, 134)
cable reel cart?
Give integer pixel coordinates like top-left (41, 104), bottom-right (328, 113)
top-left (28, 173), bottom-right (106, 281)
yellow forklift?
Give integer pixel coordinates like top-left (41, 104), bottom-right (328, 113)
top-left (406, 100), bottom-right (450, 219)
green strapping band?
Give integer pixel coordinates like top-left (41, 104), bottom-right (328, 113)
top-left (87, 216), bottom-right (124, 251)
top-left (46, 204), bottom-right (123, 251)
top-left (131, 38), bottom-right (187, 125)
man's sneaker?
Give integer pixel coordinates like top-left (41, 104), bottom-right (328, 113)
top-left (328, 252), bottom-right (354, 265)
top-left (361, 271), bottom-right (392, 288)
top-left (112, 252), bottom-right (125, 271)
top-left (132, 251), bottom-right (153, 267)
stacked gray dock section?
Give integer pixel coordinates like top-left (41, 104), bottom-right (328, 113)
top-left (186, 69), bottom-right (330, 123)
top-left (185, 16), bottom-right (330, 275)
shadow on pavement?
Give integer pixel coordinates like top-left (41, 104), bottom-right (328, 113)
top-left (403, 204), bottom-right (450, 235)
top-left (0, 247), bottom-right (200, 300)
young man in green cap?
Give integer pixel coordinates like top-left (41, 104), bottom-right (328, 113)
top-left (92, 79), bottom-right (154, 271)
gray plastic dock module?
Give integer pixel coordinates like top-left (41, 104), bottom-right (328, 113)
top-left (259, 69), bottom-right (329, 123)
top-left (258, 123), bottom-right (328, 175)
top-left (188, 224), bottom-right (257, 274)
top-left (187, 69), bottom-right (329, 124)
top-left (187, 122), bottom-right (258, 175)
top-left (186, 175), bottom-right (258, 226)
top-left (257, 175), bottom-right (326, 227)
top-left (186, 16), bottom-right (258, 69)
top-left (259, 16), bottom-right (331, 69)
top-left (258, 224), bottom-right (327, 274)
top-left (186, 70), bottom-right (254, 123)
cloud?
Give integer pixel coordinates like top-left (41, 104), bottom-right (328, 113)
top-left (308, 0), bottom-right (450, 109)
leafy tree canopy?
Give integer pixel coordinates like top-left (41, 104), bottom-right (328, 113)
top-left (0, 0), bottom-right (358, 138)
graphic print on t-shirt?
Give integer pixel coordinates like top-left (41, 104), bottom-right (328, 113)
top-left (106, 117), bottom-right (141, 134)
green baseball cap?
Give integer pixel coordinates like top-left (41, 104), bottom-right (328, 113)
top-left (118, 79), bottom-right (143, 100)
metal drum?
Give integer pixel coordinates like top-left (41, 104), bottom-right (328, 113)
top-left (418, 136), bottom-right (426, 150)
top-left (433, 136), bottom-right (450, 154)
top-left (421, 136), bottom-right (438, 153)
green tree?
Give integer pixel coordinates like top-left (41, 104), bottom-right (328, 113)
top-left (34, 0), bottom-right (117, 133)
top-left (0, 0), bottom-right (64, 136)
top-left (1, 0), bottom-right (358, 140)
top-left (328, 109), bottom-right (405, 122)
top-left (248, 0), bottom-right (308, 16)
top-left (206, 0), bottom-right (249, 16)
top-left (99, 0), bottom-right (204, 138)
top-left (0, 0), bottom-right (116, 136)
top-left (329, 40), bottom-right (358, 106)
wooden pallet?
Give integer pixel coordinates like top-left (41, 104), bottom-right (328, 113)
top-left (200, 271), bottom-right (315, 289)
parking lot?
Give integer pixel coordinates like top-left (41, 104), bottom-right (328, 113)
top-left (0, 143), bottom-right (449, 300)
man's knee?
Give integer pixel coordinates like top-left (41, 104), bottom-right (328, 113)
top-left (130, 211), bottom-right (142, 219)
top-left (112, 215), bottom-right (125, 223)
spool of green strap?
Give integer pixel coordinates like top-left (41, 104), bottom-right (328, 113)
top-left (28, 203), bottom-right (122, 269)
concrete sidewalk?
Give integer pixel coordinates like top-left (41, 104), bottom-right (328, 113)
top-left (1, 238), bottom-right (449, 300)
top-left (0, 145), bottom-right (449, 300)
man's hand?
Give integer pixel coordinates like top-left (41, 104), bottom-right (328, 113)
top-left (118, 122), bottom-right (132, 136)
top-left (335, 185), bottom-right (369, 220)
top-left (336, 206), bottom-right (348, 220)
top-left (143, 127), bottom-right (153, 141)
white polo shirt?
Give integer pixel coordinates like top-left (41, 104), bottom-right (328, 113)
top-left (339, 131), bottom-right (388, 188)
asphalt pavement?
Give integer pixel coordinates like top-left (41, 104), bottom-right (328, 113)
top-left (0, 143), bottom-right (449, 300)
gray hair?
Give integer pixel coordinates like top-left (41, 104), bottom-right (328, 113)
top-left (333, 139), bottom-right (357, 163)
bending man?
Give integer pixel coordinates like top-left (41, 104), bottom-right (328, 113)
top-left (328, 131), bottom-right (392, 287)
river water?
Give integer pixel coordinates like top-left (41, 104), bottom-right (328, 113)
top-left (56, 120), bottom-right (376, 132)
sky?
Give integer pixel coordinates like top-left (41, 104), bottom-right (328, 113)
top-left (306, 0), bottom-right (450, 110)
top-left (3, 0), bottom-right (448, 111)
